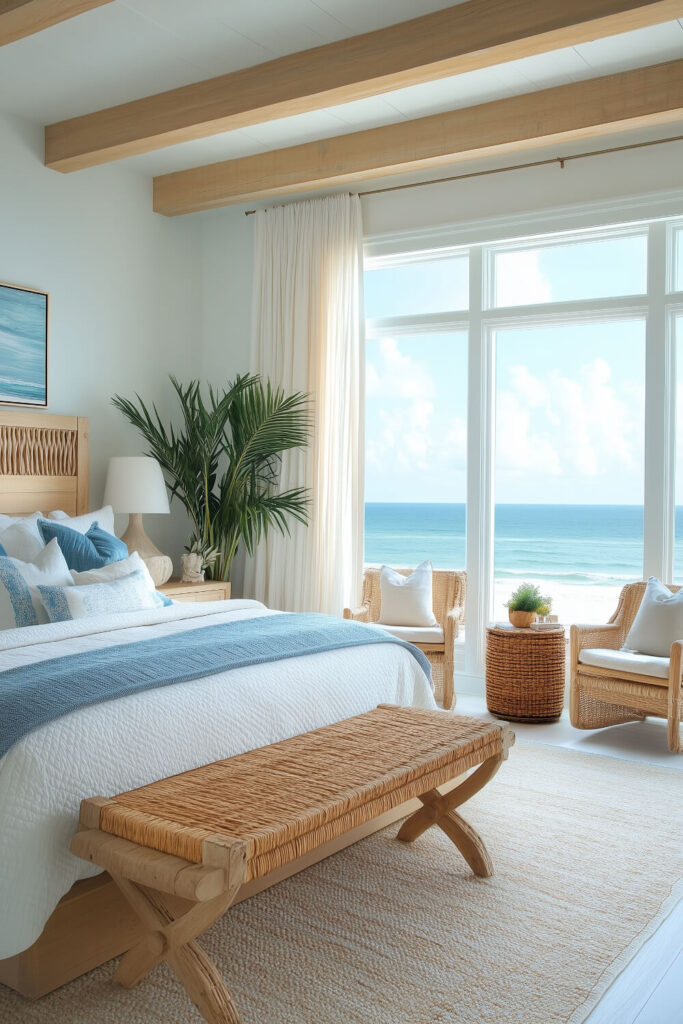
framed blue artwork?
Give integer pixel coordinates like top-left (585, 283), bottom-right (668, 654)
top-left (0, 282), bottom-right (48, 407)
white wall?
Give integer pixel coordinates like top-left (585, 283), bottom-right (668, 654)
top-left (361, 130), bottom-right (683, 244)
top-left (0, 111), bottom-right (202, 566)
top-left (198, 206), bottom-right (254, 382)
top-left (196, 206), bottom-right (255, 593)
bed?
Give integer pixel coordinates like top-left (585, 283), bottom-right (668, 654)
top-left (0, 410), bottom-right (435, 999)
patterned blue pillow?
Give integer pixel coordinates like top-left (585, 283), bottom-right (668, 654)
top-left (38, 519), bottom-right (127, 572)
top-left (38, 569), bottom-right (167, 622)
top-left (0, 540), bottom-right (73, 630)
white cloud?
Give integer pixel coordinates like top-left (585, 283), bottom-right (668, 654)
top-left (366, 337), bottom-right (434, 400)
top-left (496, 357), bottom-right (644, 493)
top-left (494, 250), bottom-right (553, 307)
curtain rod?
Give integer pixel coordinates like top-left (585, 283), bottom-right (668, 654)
top-left (243, 133), bottom-right (683, 216)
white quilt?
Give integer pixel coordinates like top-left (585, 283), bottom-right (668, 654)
top-left (0, 600), bottom-right (435, 958)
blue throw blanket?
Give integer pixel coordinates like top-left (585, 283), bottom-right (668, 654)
top-left (0, 613), bottom-right (431, 760)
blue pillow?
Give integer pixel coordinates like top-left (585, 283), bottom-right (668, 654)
top-left (86, 523), bottom-right (128, 563)
top-left (37, 519), bottom-right (128, 572)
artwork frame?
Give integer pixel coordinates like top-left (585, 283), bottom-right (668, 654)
top-left (0, 281), bottom-right (49, 408)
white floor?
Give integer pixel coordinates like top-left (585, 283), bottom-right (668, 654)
top-left (455, 696), bottom-right (683, 1024)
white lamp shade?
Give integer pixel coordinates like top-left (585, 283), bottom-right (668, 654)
top-left (103, 457), bottom-right (170, 514)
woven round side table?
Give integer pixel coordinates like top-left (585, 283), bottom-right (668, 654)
top-left (485, 625), bottom-right (566, 723)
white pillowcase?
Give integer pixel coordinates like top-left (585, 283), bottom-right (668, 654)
top-left (39, 569), bottom-right (167, 623)
top-left (48, 505), bottom-right (116, 536)
top-left (71, 551), bottom-right (156, 591)
top-left (624, 577), bottom-right (683, 657)
top-left (0, 517), bottom-right (46, 562)
top-left (378, 560), bottom-right (437, 628)
top-left (0, 511), bottom-right (42, 530)
top-left (0, 539), bottom-right (73, 630)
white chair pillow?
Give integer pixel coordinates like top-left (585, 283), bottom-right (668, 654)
top-left (624, 577), bottom-right (683, 658)
top-left (378, 561), bottom-right (436, 628)
top-left (0, 539), bottom-right (73, 629)
top-left (48, 505), bottom-right (116, 536)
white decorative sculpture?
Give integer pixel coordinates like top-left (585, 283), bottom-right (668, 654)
top-left (181, 552), bottom-right (205, 583)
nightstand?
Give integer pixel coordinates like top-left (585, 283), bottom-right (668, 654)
top-left (485, 624), bottom-right (565, 723)
top-left (158, 579), bottom-right (231, 603)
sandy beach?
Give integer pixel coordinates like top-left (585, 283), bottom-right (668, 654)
top-left (493, 579), bottom-right (624, 628)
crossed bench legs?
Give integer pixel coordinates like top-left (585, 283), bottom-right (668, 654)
top-left (396, 750), bottom-right (505, 876)
top-left (73, 749), bottom-right (507, 1024)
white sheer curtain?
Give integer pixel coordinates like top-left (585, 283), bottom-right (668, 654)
top-left (243, 193), bottom-right (364, 615)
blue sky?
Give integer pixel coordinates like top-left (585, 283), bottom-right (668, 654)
top-left (364, 236), bottom-right (648, 505)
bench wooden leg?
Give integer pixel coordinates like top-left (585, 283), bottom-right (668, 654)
top-left (396, 751), bottom-right (505, 877)
top-left (110, 875), bottom-right (243, 1024)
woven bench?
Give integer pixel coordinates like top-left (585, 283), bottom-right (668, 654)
top-left (71, 704), bottom-right (514, 1024)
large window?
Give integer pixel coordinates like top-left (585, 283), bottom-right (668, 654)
top-left (365, 332), bottom-right (467, 569)
top-left (365, 215), bottom-right (683, 677)
top-left (494, 320), bottom-right (645, 625)
top-left (490, 231), bottom-right (647, 308)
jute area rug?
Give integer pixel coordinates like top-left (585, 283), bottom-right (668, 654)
top-left (3, 744), bottom-right (682, 1024)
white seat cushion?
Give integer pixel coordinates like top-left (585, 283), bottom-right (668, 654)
top-left (375, 623), bottom-right (444, 645)
top-left (579, 647), bottom-right (670, 680)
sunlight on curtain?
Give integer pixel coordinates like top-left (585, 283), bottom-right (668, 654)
top-left (243, 194), bottom-right (364, 614)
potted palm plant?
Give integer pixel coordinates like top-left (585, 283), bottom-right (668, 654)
top-left (112, 375), bottom-right (311, 582)
top-left (505, 582), bottom-right (552, 628)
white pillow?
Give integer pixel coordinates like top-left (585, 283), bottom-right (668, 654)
top-left (0, 539), bottom-right (73, 630)
top-left (0, 517), bottom-right (46, 562)
top-left (38, 569), bottom-right (166, 623)
top-left (71, 551), bottom-right (156, 591)
top-left (48, 505), bottom-right (116, 536)
top-left (624, 577), bottom-right (683, 657)
top-left (378, 561), bottom-right (436, 628)
top-left (0, 511), bottom-right (43, 530)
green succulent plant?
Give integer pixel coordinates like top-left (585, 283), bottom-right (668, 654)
top-left (112, 374), bottom-right (312, 582)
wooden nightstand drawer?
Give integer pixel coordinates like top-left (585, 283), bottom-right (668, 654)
top-left (158, 579), bottom-right (231, 603)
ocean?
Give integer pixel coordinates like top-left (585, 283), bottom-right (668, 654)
top-left (365, 503), bottom-right (673, 622)
top-left (0, 285), bottom-right (47, 406)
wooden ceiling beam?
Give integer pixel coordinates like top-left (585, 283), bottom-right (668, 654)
top-left (153, 59), bottom-right (683, 216)
top-left (0, 0), bottom-right (112, 47)
top-left (45, 0), bottom-right (683, 172)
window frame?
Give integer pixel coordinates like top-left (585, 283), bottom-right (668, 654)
top-left (483, 223), bottom-right (649, 311)
top-left (363, 213), bottom-right (683, 686)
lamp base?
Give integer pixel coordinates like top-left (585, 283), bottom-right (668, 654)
top-left (121, 513), bottom-right (173, 587)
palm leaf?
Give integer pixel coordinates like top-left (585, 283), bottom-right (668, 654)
top-left (112, 374), bottom-right (312, 580)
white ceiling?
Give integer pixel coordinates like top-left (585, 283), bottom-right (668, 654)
top-left (0, 1), bottom-right (682, 179)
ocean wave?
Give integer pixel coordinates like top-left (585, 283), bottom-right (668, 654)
top-left (493, 569), bottom-right (637, 585)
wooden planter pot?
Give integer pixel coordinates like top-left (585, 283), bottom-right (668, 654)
top-left (508, 609), bottom-right (536, 628)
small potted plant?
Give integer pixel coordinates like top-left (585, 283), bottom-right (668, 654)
top-left (505, 582), bottom-right (551, 628)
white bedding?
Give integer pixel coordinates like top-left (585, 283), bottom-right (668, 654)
top-left (0, 600), bottom-right (435, 958)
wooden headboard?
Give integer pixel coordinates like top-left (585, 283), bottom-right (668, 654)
top-left (0, 411), bottom-right (89, 516)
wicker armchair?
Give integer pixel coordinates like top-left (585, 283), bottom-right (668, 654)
top-left (343, 568), bottom-right (466, 710)
top-left (570, 581), bottom-right (682, 753)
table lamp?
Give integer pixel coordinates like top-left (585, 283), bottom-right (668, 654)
top-left (103, 456), bottom-right (173, 586)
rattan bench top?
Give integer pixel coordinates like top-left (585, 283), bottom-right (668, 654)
top-left (97, 705), bottom-right (508, 882)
